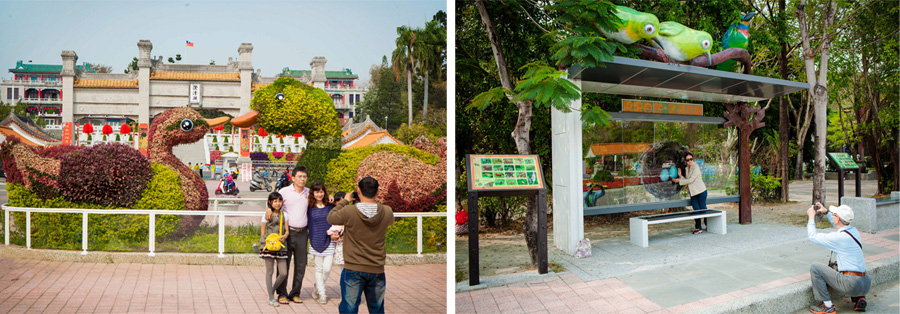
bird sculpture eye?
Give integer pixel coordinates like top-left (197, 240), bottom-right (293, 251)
top-left (180, 119), bottom-right (193, 132)
top-left (644, 24), bottom-right (656, 35)
top-left (702, 40), bottom-right (711, 49)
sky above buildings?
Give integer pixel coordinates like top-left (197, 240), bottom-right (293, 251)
top-left (0, 0), bottom-right (445, 84)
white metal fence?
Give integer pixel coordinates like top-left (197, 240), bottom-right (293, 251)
top-left (2, 198), bottom-right (447, 257)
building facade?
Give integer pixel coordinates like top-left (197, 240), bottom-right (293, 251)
top-left (278, 56), bottom-right (366, 125)
top-left (1, 60), bottom-right (96, 129)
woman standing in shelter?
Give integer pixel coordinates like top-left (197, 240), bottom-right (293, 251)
top-left (673, 152), bottom-right (708, 234)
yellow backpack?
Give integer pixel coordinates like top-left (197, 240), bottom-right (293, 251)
top-left (265, 212), bottom-right (284, 251)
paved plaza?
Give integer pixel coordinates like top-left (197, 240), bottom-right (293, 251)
top-left (0, 259), bottom-right (446, 313)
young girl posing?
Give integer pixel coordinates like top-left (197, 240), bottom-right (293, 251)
top-left (259, 192), bottom-right (289, 307)
top-left (307, 182), bottom-right (336, 304)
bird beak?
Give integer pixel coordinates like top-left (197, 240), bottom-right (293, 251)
top-left (705, 52), bottom-right (712, 66)
top-left (651, 37), bottom-right (663, 48)
top-left (204, 117), bottom-right (229, 127)
top-left (231, 110), bottom-right (259, 128)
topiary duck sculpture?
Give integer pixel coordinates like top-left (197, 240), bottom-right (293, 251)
top-left (1, 107), bottom-right (228, 211)
top-left (231, 77), bottom-right (341, 139)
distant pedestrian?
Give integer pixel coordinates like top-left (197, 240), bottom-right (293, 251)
top-left (673, 152), bottom-right (708, 234)
top-left (259, 192), bottom-right (289, 307)
top-left (328, 177), bottom-right (394, 314)
top-left (805, 203), bottom-right (870, 313)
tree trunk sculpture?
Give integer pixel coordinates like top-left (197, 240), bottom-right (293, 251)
top-left (636, 44), bottom-right (752, 74)
top-left (724, 102), bottom-right (768, 224)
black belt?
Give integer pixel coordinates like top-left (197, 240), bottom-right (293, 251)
top-left (289, 227), bottom-right (307, 232)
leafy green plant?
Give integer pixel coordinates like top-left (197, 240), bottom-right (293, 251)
top-left (296, 136), bottom-right (342, 184)
top-left (325, 144), bottom-right (438, 193)
top-left (592, 170), bottom-right (614, 183)
top-left (385, 217), bottom-right (447, 253)
top-left (750, 173), bottom-right (782, 202)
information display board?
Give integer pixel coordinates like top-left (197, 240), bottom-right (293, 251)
top-left (467, 154), bottom-right (544, 190)
top-left (828, 153), bottom-right (859, 170)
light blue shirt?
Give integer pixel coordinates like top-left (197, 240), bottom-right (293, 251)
top-left (807, 212), bottom-right (866, 272)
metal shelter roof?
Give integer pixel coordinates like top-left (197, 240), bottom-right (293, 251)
top-left (567, 56), bottom-right (808, 103)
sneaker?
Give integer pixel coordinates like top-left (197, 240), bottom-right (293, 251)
top-left (317, 293), bottom-right (327, 305)
top-left (854, 297), bottom-right (867, 312)
top-left (809, 303), bottom-right (836, 314)
top-left (692, 229), bottom-right (703, 234)
top-left (268, 299), bottom-right (280, 307)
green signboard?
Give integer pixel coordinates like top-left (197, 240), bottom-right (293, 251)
top-left (828, 153), bottom-right (859, 170)
top-left (468, 154), bottom-right (544, 191)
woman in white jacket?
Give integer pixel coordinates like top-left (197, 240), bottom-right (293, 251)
top-left (672, 152), bottom-right (708, 234)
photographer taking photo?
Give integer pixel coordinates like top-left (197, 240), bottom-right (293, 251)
top-left (806, 202), bottom-right (870, 313)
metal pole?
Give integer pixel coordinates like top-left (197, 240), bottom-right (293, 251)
top-left (838, 170), bottom-right (844, 205)
top-left (218, 213), bottom-right (225, 258)
top-left (416, 215), bottom-right (423, 256)
top-left (468, 191), bottom-right (479, 286)
top-left (81, 212), bottom-right (88, 255)
top-left (855, 167), bottom-right (861, 197)
top-left (26, 210), bottom-right (31, 249)
top-left (148, 213), bottom-right (156, 257)
top-left (4, 207), bottom-right (9, 246)
top-left (537, 189), bottom-right (548, 274)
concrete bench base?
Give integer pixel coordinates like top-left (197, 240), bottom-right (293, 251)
top-left (843, 192), bottom-right (900, 234)
top-left (629, 209), bottom-right (726, 247)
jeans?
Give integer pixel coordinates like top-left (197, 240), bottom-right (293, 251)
top-left (339, 269), bottom-right (386, 314)
top-left (690, 190), bottom-right (708, 229)
top-left (277, 229), bottom-right (308, 299)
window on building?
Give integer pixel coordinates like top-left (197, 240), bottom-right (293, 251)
top-left (356, 94), bottom-right (360, 103)
top-left (6, 88), bottom-right (11, 100)
top-left (14, 89), bottom-right (19, 99)
top-left (349, 94), bottom-right (354, 104)
top-left (30, 77), bottom-right (37, 82)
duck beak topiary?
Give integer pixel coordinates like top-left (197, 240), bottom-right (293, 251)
top-left (231, 110), bottom-right (258, 128)
top-left (205, 116), bottom-right (230, 128)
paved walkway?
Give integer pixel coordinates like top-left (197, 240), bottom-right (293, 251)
top-left (456, 227), bottom-right (899, 313)
top-left (0, 261), bottom-right (446, 313)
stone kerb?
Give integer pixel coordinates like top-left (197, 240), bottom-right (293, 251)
top-left (843, 194), bottom-right (900, 234)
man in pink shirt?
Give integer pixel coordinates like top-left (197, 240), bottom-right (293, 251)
top-left (275, 166), bottom-right (310, 304)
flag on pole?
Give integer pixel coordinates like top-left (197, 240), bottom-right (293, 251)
top-left (186, 40), bottom-right (194, 47)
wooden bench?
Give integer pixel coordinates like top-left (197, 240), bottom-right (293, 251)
top-left (629, 209), bottom-right (726, 247)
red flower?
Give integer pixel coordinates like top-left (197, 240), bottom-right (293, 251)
top-left (120, 124), bottom-right (132, 134)
top-left (102, 124), bottom-right (113, 135)
top-left (213, 125), bottom-right (224, 131)
top-left (82, 124), bottom-right (94, 133)
top-left (293, 133), bottom-right (301, 138)
top-left (258, 128), bottom-right (268, 137)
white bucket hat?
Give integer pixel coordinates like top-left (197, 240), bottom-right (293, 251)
top-left (829, 204), bottom-right (854, 223)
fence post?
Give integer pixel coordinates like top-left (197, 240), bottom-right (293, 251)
top-left (417, 215), bottom-right (423, 256)
top-left (4, 207), bottom-right (8, 246)
top-left (218, 213), bottom-right (225, 258)
top-left (148, 213), bottom-right (156, 257)
top-left (26, 209), bottom-right (31, 249)
top-left (214, 199), bottom-right (219, 212)
top-left (81, 212), bottom-right (88, 255)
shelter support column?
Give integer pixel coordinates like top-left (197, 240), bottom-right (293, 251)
top-left (551, 78), bottom-right (584, 255)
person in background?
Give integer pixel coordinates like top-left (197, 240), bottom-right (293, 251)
top-left (673, 152), bottom-right (708, 234)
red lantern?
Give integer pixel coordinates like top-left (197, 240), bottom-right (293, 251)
top-left (120, 124), bottom-right (132, 134)
top-left (102, 124), bottom-right (113, 135)
top-left (213, 125), bottom-right (224, 131)
top-left (292, 133), bottom-right (301, 138)
top-left (258, 128), bottom-right (268, 137)
top-left (82, 123), bottom-right (94, 133)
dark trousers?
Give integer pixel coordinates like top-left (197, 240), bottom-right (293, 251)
top-left (339, 269), bottom-right (386, 314)
top-left (277, 228), bottom-right (308, 298)
top-left (690, 190), bottom-right (708, 229)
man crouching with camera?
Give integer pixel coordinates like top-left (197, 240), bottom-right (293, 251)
top-left (806, 202), bottom-right (870, 313)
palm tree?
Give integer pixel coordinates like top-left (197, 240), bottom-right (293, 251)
top-left (413, 20), bottom-right (445, 122)
top-left (392, 26), bottom-right (416, 126)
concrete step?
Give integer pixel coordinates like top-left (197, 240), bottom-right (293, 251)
top-left (693, 255), bottom-right (899, 313)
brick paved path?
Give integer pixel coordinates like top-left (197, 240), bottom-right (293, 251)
top-left (0, 260), bottom-right (445, 313)
top-left (456, 229), bottom-right (899, 314)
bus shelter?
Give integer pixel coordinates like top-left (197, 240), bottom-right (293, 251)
top-left (551, 56), bottom-right (807, 255)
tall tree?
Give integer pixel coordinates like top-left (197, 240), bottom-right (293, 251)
top-left (797, 0), bottom-right (838, 204)
top-left (356, 57), bottom-right (406, 131)
top-left (414, 19), bottom-right (445, 122)
top-left (392, 26), bottom-right (416, 125)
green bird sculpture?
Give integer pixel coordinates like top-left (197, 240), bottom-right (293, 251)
top-left (599, 6), bottom-right (661, 46)
top-left (716, 12), bottom-right (757, 71)
top-left (652, 21), bottom-right (713, 63)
